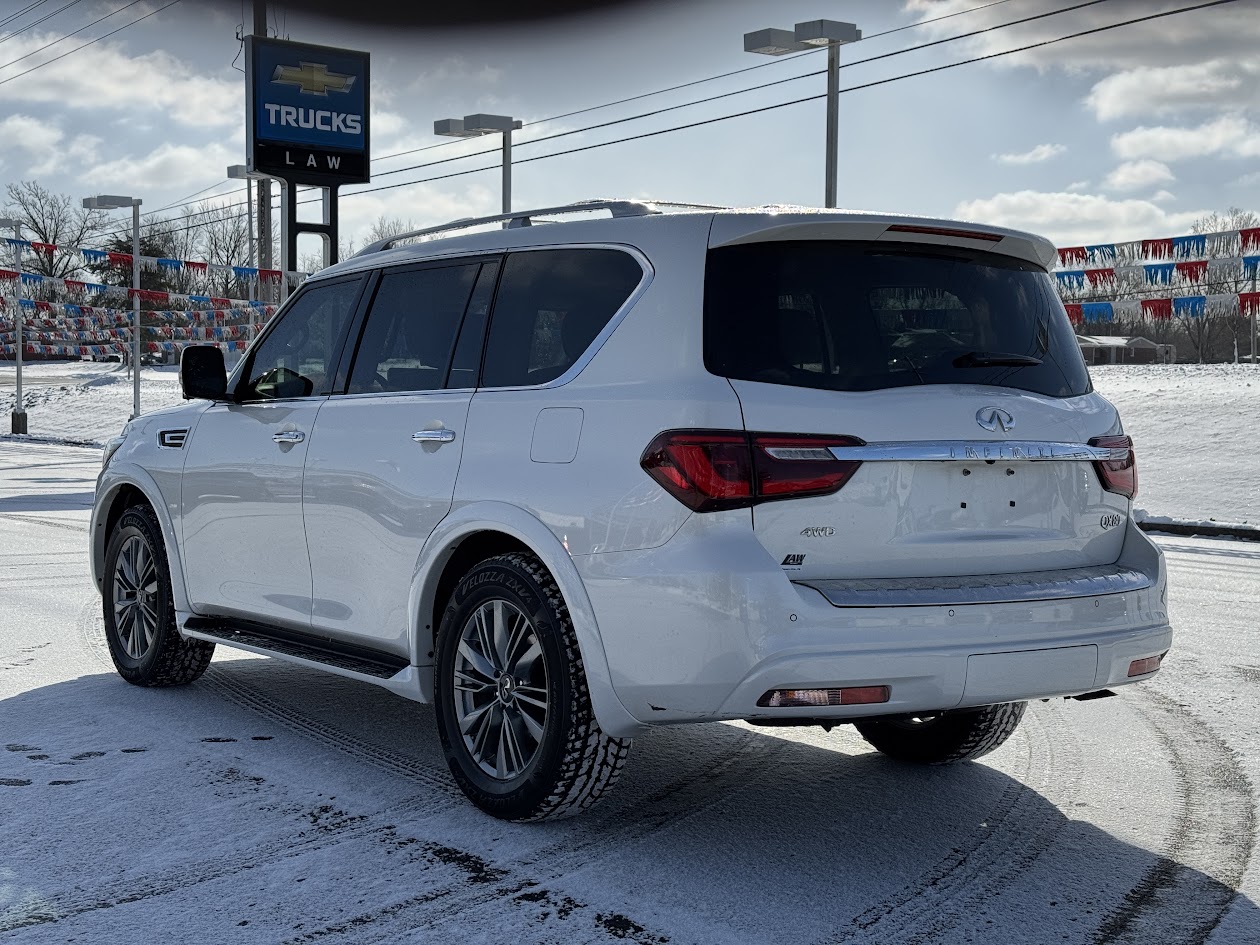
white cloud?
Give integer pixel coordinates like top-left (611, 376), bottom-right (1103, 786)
top-left (83, 141), bottom-right (238, 190)
top-left (992, 143), bottom-right (1066, 165)
top-left (0, 114), bottom-right (100, 176)
top-left (1150, 190), bottom-right (1176, 203)
top-left (1110, 116), bottom-right (1260, 162)
top-left (0, 31), bottom-right (239, 127)
top-left (953, 190), bottom-right (1211, 246)
top-left (1102, 159), bottom-right (1175, 192)
top-left (1086, 60), bottom-right (1260, 121)
top-left (903, 0), bottom-right (1260, 73)
top-left (1065, 180), bottom-right (1091, 192)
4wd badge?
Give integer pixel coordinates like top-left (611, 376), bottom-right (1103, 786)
top-left (781, 554), bottom-right (806, 567)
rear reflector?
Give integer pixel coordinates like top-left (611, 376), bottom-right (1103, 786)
top-left (758, 686), bottom-right (891, 708)
top-left (885, 223), bottom-right (1003, 242)
top-left (1128, 655), bottom-right (1163, 677)
top-left (1089, 435), bottom-right (1138, 499)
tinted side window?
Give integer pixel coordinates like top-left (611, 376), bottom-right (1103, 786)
top-left (481, 249), bottom-right (643, 388)
top-left (242, 278), bottom-right (361, 400)
top-left (347, 264), bottom-right (479, 393)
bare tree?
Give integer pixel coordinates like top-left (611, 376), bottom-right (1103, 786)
top-left (365, 214), bottom-right (416, 244)
top-left (1190, 207), bottom-right (1260, 235)
top-left (3, 181), bottom-right (109, 278)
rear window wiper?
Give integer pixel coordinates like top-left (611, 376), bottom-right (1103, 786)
top-left (952, 350), bottom-right (1042, 368)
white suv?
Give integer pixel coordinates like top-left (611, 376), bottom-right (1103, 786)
top-left (91, 201), bottom-right (1172, 820)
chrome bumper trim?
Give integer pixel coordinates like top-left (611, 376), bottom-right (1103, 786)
top-left (829, 441), bottom-right (1128, 463)
top-left (797, 565), bottom-right (1151, 608)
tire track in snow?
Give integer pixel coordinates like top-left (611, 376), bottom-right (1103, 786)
top-left (0, 799), bottom-right (456, 934)
top-left (270, 728), bottom-right (792, 945)
top-left (1088, 689), bottom-right (1256, 945)
top-left (73, 602), bottom-right (773, 942)
top-left (826, 702), bottom-right (1082, 945)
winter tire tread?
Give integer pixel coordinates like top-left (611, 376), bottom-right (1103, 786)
top-left (855, 701), bottom-right (1027, 764)
top-left (435, 552), bottom-right (631, 821)
top-left (103, 504), bottom-right (214, 687)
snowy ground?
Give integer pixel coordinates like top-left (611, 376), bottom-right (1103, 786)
top-left (1, 360), bottom-right (1257, 525)
top-left (0, 440), bottom-right (1258, 943)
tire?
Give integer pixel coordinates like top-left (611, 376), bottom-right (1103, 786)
top-left (434, 552), bottom-right (631, 821)
top-left (102, 504), bottom-right (215, 687)
top-left (854, 702), bottom-right (1026, 764)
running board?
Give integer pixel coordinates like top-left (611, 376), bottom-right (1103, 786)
top-left (182, 616), bottom-right (410, 680)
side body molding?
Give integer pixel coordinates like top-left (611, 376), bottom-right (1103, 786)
top-left (410, 501), bottom-right (647, 739)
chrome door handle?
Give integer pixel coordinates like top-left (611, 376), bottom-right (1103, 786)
top-left (412, 429), bottom-right (456, 444)
top-left (272, 430), bottom-right (306, 444)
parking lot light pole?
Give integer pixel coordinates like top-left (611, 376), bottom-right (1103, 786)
top-left (82, 196), bottom-right (142, 418)
top-left (0, 217), bottom-right (26, 434)
top-left (744, 19), bottom-right (861, 209)
top-left (229, 164), bottom-right (271, 342)
top-left (434, 114), bottom-right (524, 218)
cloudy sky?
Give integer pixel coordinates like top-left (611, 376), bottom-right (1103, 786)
top-left (0, 0), bottom-right (1255, 262)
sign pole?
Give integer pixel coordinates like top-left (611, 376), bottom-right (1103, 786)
top-left (9, 224), bottom-right (25, 435)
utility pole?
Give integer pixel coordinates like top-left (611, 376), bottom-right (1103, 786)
top-left (254, 1), bottom-right (273, 297)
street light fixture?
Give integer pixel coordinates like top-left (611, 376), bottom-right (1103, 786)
top-left (0, 216), bottom-right (26, 434)
top-left (82, 195), bottom-right (143, 419)
top-left (744, 19), bottom-right (861, 208)
top-left (434, 113), bottom-right (523, 217)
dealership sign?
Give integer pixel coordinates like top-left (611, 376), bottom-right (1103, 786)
top-left (246, 36), bottom-right (370, 185)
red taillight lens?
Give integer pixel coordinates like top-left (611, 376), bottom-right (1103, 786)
top-left (753, 433), bottom-right (863, 500)
top-left (640, 430), bottom-right (864, 512)
top-left (640, 431), bottom-right (754, 512)
top-left (1089, 435), bottom-right (1137, 499)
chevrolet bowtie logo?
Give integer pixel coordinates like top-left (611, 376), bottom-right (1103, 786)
top-left (271, 61), bottom-right (355, 96)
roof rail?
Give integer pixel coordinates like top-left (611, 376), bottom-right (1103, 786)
top-left (353, 198), bottom-right (723, 256)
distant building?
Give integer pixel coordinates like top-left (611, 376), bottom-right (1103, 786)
top-left (1076, 334), bottom-right (1175, 365)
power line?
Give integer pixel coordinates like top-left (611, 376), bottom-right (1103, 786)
top-left (0, 2), bottom-right (52, 32)
top-left (96, 0), bottom-right (1036, 232)
top-left (0, 0), bottom-right (85, 46)
top-left (0, 0), bottom-right (181, 87)
top-left (362, 0), bottom-right (1124, 185)
top-left (95, 0), bottom-right (1234, 246)
top-left (348, 0), bottom-right (1238, 199)
top-left (109, 0), bottom-right (1108, 230)
top-left (371, 0), bottom-right (1027, 165)
top-left (0, 0), bottom-right (146, 72)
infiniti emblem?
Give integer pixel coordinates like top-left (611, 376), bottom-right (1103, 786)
top-left (976, 406), bottom-right (1015, 433)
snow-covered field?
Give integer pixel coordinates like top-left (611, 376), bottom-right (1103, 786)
top-left (1, 440), bottom-right (1258, 943)
top-left (2, 360), bottom-right (1257, 525)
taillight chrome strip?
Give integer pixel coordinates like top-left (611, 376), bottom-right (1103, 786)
top-left (827, 441), bottom-right (1130, 463)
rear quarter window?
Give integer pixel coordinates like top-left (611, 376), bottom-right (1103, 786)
top-left (480, 248), bottom-right (644, 388)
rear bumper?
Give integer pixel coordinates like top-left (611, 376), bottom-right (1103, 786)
top-left (574, 515), bottom-right (1171, 726)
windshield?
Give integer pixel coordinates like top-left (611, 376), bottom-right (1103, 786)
top-left (704, 241), bottom-right (1091, 398)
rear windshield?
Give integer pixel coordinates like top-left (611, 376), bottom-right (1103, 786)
top-left (704, 241), bottom-right (1090, 397)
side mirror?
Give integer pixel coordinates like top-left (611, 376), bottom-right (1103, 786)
top-left (180, 345), bottom-right (228, 400)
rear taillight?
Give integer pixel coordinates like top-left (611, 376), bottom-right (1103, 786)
top-left (1089, 435), bottom-right (1137, 499)
top-left (640, 430), bottom-right (863, 512)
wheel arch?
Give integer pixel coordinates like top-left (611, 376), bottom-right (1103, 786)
top-left (411, 502), bottom-right (646, 738)
top-left (91, 467), bottom-right (191, 614)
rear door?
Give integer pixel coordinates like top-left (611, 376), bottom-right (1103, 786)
top-left (704, 238), bottom-right (1129, 579)
top-left (301, 258), bottom-right (498, 656)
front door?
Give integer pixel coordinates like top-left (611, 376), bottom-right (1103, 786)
top-left (181, 275), bottom-right (364, 629)
top-left (303, 259), bottom-right (497, 655)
